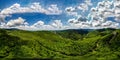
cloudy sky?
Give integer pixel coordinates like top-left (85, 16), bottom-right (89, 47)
top-left (0, 0), bottom-right (120, 30)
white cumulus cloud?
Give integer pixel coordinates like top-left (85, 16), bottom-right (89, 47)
top-left (65, 7), bottom-right (78, 16)
top-left (6, 17), bottom-right (26, 27)
top-left (0, 3), bottom-right (62, 18)
top-left (33, 20), bottom-right (44, 27)
top-left (65, 0), bottom-right (92, 16)
top-left (51, 20), bottom-right (63, 28)
top-left (77, 0), bottom-right (92, 12)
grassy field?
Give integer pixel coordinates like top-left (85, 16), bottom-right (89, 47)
top-left (0, 28), bottom-right (120, 60)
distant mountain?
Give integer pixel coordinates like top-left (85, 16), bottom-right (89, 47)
top-left (0, 28), bottom-right (120, 60)
top-left (0, 28), bottom-right (19, 31)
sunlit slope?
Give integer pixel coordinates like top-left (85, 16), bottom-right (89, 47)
top-left (0, 29), bottom-right (120, 60)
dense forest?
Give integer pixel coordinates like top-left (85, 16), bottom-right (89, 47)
top-left (0, 28), bottom-right (120, 60)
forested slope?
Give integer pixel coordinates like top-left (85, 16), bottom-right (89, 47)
top-left (0, 28), bottom-right (120, 60)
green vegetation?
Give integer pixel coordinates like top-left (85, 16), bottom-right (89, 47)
top-left (0, 28), bottom-right (120, 60)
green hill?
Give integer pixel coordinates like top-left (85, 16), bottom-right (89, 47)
top-left (0, 28), bottom-right (120, 60)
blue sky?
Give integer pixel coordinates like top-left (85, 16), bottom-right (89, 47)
top-left (0, 0), bottom-right (85, 25)
top-left (0, 0), bottom-right (120, 30)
